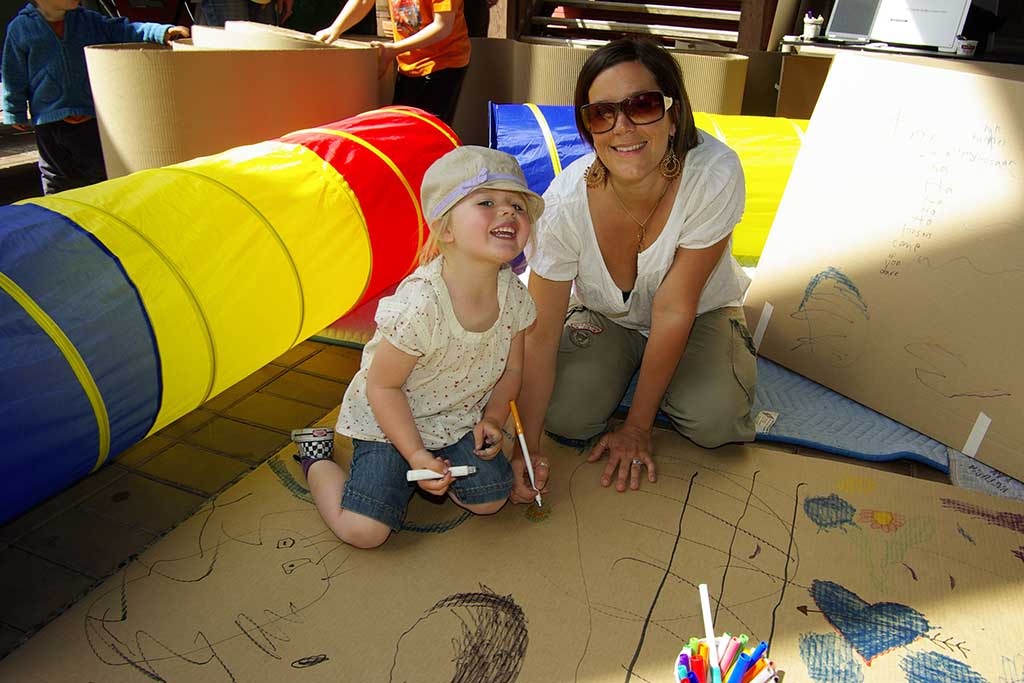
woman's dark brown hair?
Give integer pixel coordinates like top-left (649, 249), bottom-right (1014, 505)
top-left (573, 37), bottom-right (699, 163)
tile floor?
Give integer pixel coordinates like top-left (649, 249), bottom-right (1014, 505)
top-left (0, 340), bottom-right (363, 658)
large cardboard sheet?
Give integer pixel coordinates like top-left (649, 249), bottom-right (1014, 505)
top-left (85, 42), bottom-right (378, 177)
top-left (744, 53), bottom-right (1024, 482)
top-left (2, 426), bottom-right (1022, 682)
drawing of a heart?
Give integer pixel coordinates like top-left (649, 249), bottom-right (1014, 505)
top-left (811, 580), bottom-right (930, 664)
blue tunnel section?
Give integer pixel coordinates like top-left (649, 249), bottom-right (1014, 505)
top-left (0, 203), bottom-right (161, 524)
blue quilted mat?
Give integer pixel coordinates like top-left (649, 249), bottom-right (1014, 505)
top-left (752, 357), bottom-right (953, 470)
top-left (622, 357), bottom-right (1024, 500)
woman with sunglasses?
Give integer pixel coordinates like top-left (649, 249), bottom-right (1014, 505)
top-left (509, 37), bottom-right (756, 503)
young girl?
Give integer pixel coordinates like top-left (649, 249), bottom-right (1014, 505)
top-left (297, 146), bottom-right (544, 549)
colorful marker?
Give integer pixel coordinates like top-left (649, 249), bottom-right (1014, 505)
top-left (726, 653), bottom-right (752, 683)
top-left (406, 465), bottom-right (477, 481)
top-left (719, 636), bottom-right (743, 672)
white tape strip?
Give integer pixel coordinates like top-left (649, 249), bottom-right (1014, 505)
top-left (751, 301), bottom-right (774, 352)
top-left (961, 412), bottom-right (992, 458)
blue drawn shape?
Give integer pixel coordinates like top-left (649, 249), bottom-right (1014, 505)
top-left (799, 632), bottom-right (864, 683)
top-left (900, 651), bottom-right (988, 683)
top-left (798, 267), bottom-right (869, 318)
top-left (804, 494), bottom-right (857, 532)
top-left (810, 580), bottom-right (930, 663)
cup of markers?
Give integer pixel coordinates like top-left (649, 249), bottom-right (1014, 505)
top-left (675, 634), bottom-right (779, 683)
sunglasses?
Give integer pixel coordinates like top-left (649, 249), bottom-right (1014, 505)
top-left (579, 91), bottom-right (674, 134)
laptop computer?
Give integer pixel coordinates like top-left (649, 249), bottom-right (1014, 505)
top-left (824, 0), bottom-right (883, 43)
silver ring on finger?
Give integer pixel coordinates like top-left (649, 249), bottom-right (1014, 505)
top-left (631, 458), bottom-right (643, 466)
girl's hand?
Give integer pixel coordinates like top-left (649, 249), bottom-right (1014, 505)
top-left (408, 449), bottom-right (452, 496)
top-left (509, 450), bottom-right (550, 504)
top-left (12, 123), bottom-right (32, 132)
top-left (164, 26), bottom-right (190, 43)
top-left (315, 25), bottom-right (342, 44)
top-left (586, 424), bottom-right (656, 492)
top-left (369, 41), bottom-right (397, 79)
top-left (472, 417), bottom-right (503, 460)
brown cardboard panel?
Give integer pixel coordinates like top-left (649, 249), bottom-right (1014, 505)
top-left (85, 43), bottom-right (378, 178)
top-left (1, 425), bottom-right (1021, 681)
top-left (776, 54), bottom-right (832, 119)
top-left (745, 53), bottom-right (1024, 481)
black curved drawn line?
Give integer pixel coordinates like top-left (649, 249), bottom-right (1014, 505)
top-left (715, 470), bottom-right (760, 624)
top-left (905, 343), bottom-right (1012, 399)
top-left (916, 254), bottom-right (1024, 277)
top-left (767, 481), bottom-right (805, 649)
top-left (292, 654), bottom-right (329, 668)
top-left (624, 471), bottom-right (697, 681)
top-left (388, 585), bottom-right (527, 683)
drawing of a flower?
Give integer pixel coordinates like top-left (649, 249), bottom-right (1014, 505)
top-left (858, 509), bottom-right (906, 533)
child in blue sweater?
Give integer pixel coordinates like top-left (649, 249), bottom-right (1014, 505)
top-left (1, 0), bottom-right (189, 195)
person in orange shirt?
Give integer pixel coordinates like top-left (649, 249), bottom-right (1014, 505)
top-left (315, 0), bottom-right (470, 125)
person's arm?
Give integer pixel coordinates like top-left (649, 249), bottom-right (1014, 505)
top-left (1, 33), bottom-right (30, 126)
top-left (473, 329), bottom-right (525, 460)
top-left (315, 0), bottom-right (376, 44)
top-left (508, 273), bottom-right (571, 503)
top-left (276, 0), bottom-right (296, 24)
top-left (587, 235), bottom-right (730, 491)
top-left (365, 339), bottom-right (452, 494)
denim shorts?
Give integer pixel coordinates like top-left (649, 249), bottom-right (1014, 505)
top-left (343, 431), bottom-right (514, 531)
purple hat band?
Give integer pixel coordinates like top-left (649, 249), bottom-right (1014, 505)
top-left (429, 169), bottom-right (527, 221)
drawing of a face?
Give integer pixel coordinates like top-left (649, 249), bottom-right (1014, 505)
top-left (84, 502), bottom-right (353, 681)
top-left (790, 267), bottom-right (870, 367)
top-left (390, 587), bottom-right (527, 683)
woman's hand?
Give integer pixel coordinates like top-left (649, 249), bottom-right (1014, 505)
top-left (587, 424), bottom-right (656, 492)
top-left (509, 450), bottom-right (550, 504)
top-left (472, 417), bottom-right (504, 460)
top-left (407, 449), bottom-right (452, 496)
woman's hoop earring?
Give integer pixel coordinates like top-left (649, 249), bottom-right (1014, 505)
top-left (584, 158), bottom-right (607, 187)
top-left (660, 139), bottom-right (682, 180)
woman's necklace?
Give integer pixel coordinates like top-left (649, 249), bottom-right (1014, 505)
top-left (608, 178), bottom-right (673, 252)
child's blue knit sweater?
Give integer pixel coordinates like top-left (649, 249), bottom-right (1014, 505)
top-left (2, 3), bottom-right (172, 125)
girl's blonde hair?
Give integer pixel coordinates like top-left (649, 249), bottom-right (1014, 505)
top-left (416, 191), bottom-right (537, 266)
top-left (418, 213), bottom-right (453, 265)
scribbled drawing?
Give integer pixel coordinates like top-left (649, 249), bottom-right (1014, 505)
top-left (809, 579), bottom-right (930, 663)
top-left (789, 267), bottom-right (870, 367)
top-left (941, 499), bottom-right (1024, 534)
top-left (389, 585), bottom-right (528, 683)
top-left (905, 343), bottom-right (1012, 399)
top-left (949, 575), bottom-right (956, 590)
top-left (561, 453), bottom-right (805, 682)
top-left (849, 514), bottom-right (935, 592)
top-left (836, 476), bottom-right (877, 496)
top-left (291, 654), bottom-right (328, 668)
top-left (957, 525), bottom-right (976, 544)
top-left (901, 563), bottom-right (917, 581)
top-left (858, 509), bottom-right (906, 533)
top-left (749, 544), bottom-right (761, 559)
top-left (999, 653), bottom-right (1024, 683)
top-left (798, 632), bottom-right (864, 683)
top-left (268, 455), bottom-right (473, 534)
top-left (1014, 547), bottom-right (1024, 563)
top-left (804, 494), bottom-right (857, 532)
top-left (917, 221), bottom-right (1024, 277)
top-left (82, 495), bottom-right (355, 682)
top-left (900, 651), bottom-right (988, 683)
top-left (524, 504), bottom-right (550, 523)
top-left (929, 632), bottom-right (969, 657)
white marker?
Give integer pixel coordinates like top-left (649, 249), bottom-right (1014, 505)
top-left (699, 583), bottom-right (723, 683)
top-left (406, 465), bottom-right (477, 482)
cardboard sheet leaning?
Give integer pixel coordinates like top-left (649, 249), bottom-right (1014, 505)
top-left (0, 107), bottom-right (459, 524)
